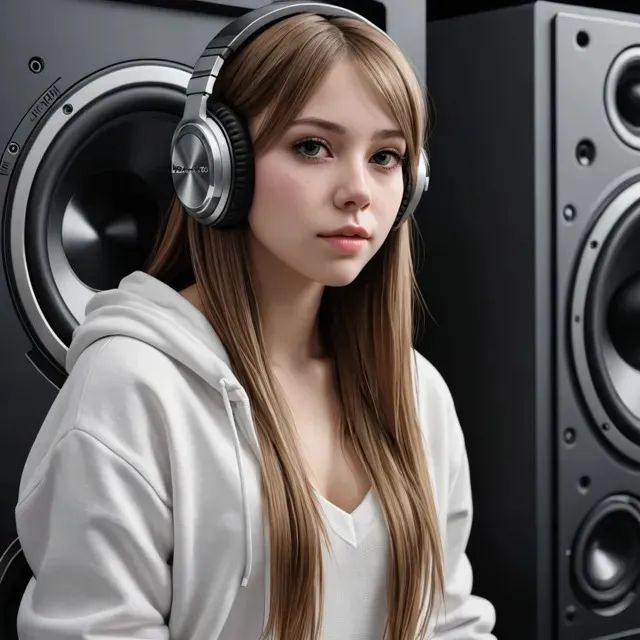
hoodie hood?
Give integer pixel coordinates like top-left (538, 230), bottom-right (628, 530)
top-left (67, 270), bottom-right (245, 401)
top-left (66, 269), bottom-right (257, 587)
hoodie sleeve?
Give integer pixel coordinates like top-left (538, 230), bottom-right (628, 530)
top-left (15, 426), bottom-right (173, 640)
top-left (432, 402), bottom-right (497, 639)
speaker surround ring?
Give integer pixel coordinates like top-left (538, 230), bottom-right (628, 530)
top-left (8, 63), bottom-right (191, 370)
top-left (570, 177), bottom-right (640, 463)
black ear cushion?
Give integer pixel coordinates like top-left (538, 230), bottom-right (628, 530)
top-left (399, 172), bottom-right (413, 217)
top-left (396, 169), bottom-right (414, 225)
top-left (206, 101), bottom-right (255, 228)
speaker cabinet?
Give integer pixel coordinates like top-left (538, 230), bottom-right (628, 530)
top-left (418, 2), bottom-right (640, 639)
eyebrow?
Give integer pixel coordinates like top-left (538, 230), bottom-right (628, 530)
top-left (289, 117), bottom-right (404, 140)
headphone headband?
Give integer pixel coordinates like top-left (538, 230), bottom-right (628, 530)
top-left (182, 2), bottom-right (384, 123)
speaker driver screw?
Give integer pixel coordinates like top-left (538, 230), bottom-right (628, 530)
top-left (576, 139), bottom-right (596, 166)
top-left (563, 205), bottom-right (576, 222)
top-left (28, 57), bottom-right (44, 74)
top-left (563, 428), bottom-right (576, 444)
top-left (7, 142), bottom-right (19, 155)
top-left (576, 30), bottom-right (590, 48)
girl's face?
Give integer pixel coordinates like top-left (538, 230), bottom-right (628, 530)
top-left (247, 57), bottom-right (407, 289)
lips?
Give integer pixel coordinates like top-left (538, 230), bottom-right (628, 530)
top-left (319, 229), bottom-right (370, 239)
top-left (318, 221), bottom-right (369, 238)
top-left (321, 233), bottom-right (365, 238)
top-left (320, 235), bottom-right (368, 254)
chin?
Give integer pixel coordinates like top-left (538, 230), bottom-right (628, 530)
top-left (313, 265), bottom-right (364, 288)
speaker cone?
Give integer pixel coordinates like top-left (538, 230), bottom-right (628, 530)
top-left (571, 495), bottom-right (640, 613)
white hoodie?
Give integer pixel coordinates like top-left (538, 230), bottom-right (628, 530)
top-left (15, 270), bottom-right (496, 640)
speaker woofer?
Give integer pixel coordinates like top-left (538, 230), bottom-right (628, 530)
top-left (8, 63), bottom-right (191, 370)
top-left (571, 179), bottom-right (640, 463)
top-left (25, 86), bottom-right (184, 347)
top-left (571, 495), bottom-right (640, 613)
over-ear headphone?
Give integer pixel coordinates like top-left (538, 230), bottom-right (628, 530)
top-left (170, 1), bottom-right (430, 230)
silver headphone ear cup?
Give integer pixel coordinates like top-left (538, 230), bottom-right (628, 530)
top-left (393, 148), bottom-right (429, 229)
top-left (171, 117), bottom-right (234, 225)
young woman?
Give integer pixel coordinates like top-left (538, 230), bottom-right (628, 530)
top-left (15, 6), bottom-right (496, 640)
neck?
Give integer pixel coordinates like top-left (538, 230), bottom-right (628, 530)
top-left (248, 237), bottom-right (326, 370)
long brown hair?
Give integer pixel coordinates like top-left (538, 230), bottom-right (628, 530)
top-left (145, 12), bottom-right (444, 639)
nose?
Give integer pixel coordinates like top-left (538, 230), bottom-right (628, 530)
top-left (333, 159), bottom-right (372, 212)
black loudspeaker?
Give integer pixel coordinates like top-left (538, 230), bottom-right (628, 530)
top-left (0, 0), bottom-right (425, 637)
top-left (417, 2), bottom-right (640, 639)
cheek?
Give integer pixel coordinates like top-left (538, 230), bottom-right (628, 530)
top-left (377, 173), bottom-right (405, 228)
top-left (251, 154), bottom-right (315, 222)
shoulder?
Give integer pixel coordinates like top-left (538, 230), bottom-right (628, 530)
top-left (65, 334), bottom-right (218, 437)
top-left (411, 348), bottom-right (466, 491)
top-left (19, 336), bottom-right (183, 509)
top-left (69, 334), bottom-right (205, 412)
top-left (62, 335), bottom-right (201, 466)
top-left (411, 349), bottom-right (456, 417)
top-left (74, 334), bottom-right (185, 385)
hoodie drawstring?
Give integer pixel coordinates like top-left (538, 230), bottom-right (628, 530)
top-left (220, 380), bottom-right (253, 588)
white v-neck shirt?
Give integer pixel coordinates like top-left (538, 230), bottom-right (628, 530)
top-left (317, 489), bottom-right (389, 639)
top-left (218, 488), bottom-right (388, 639)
